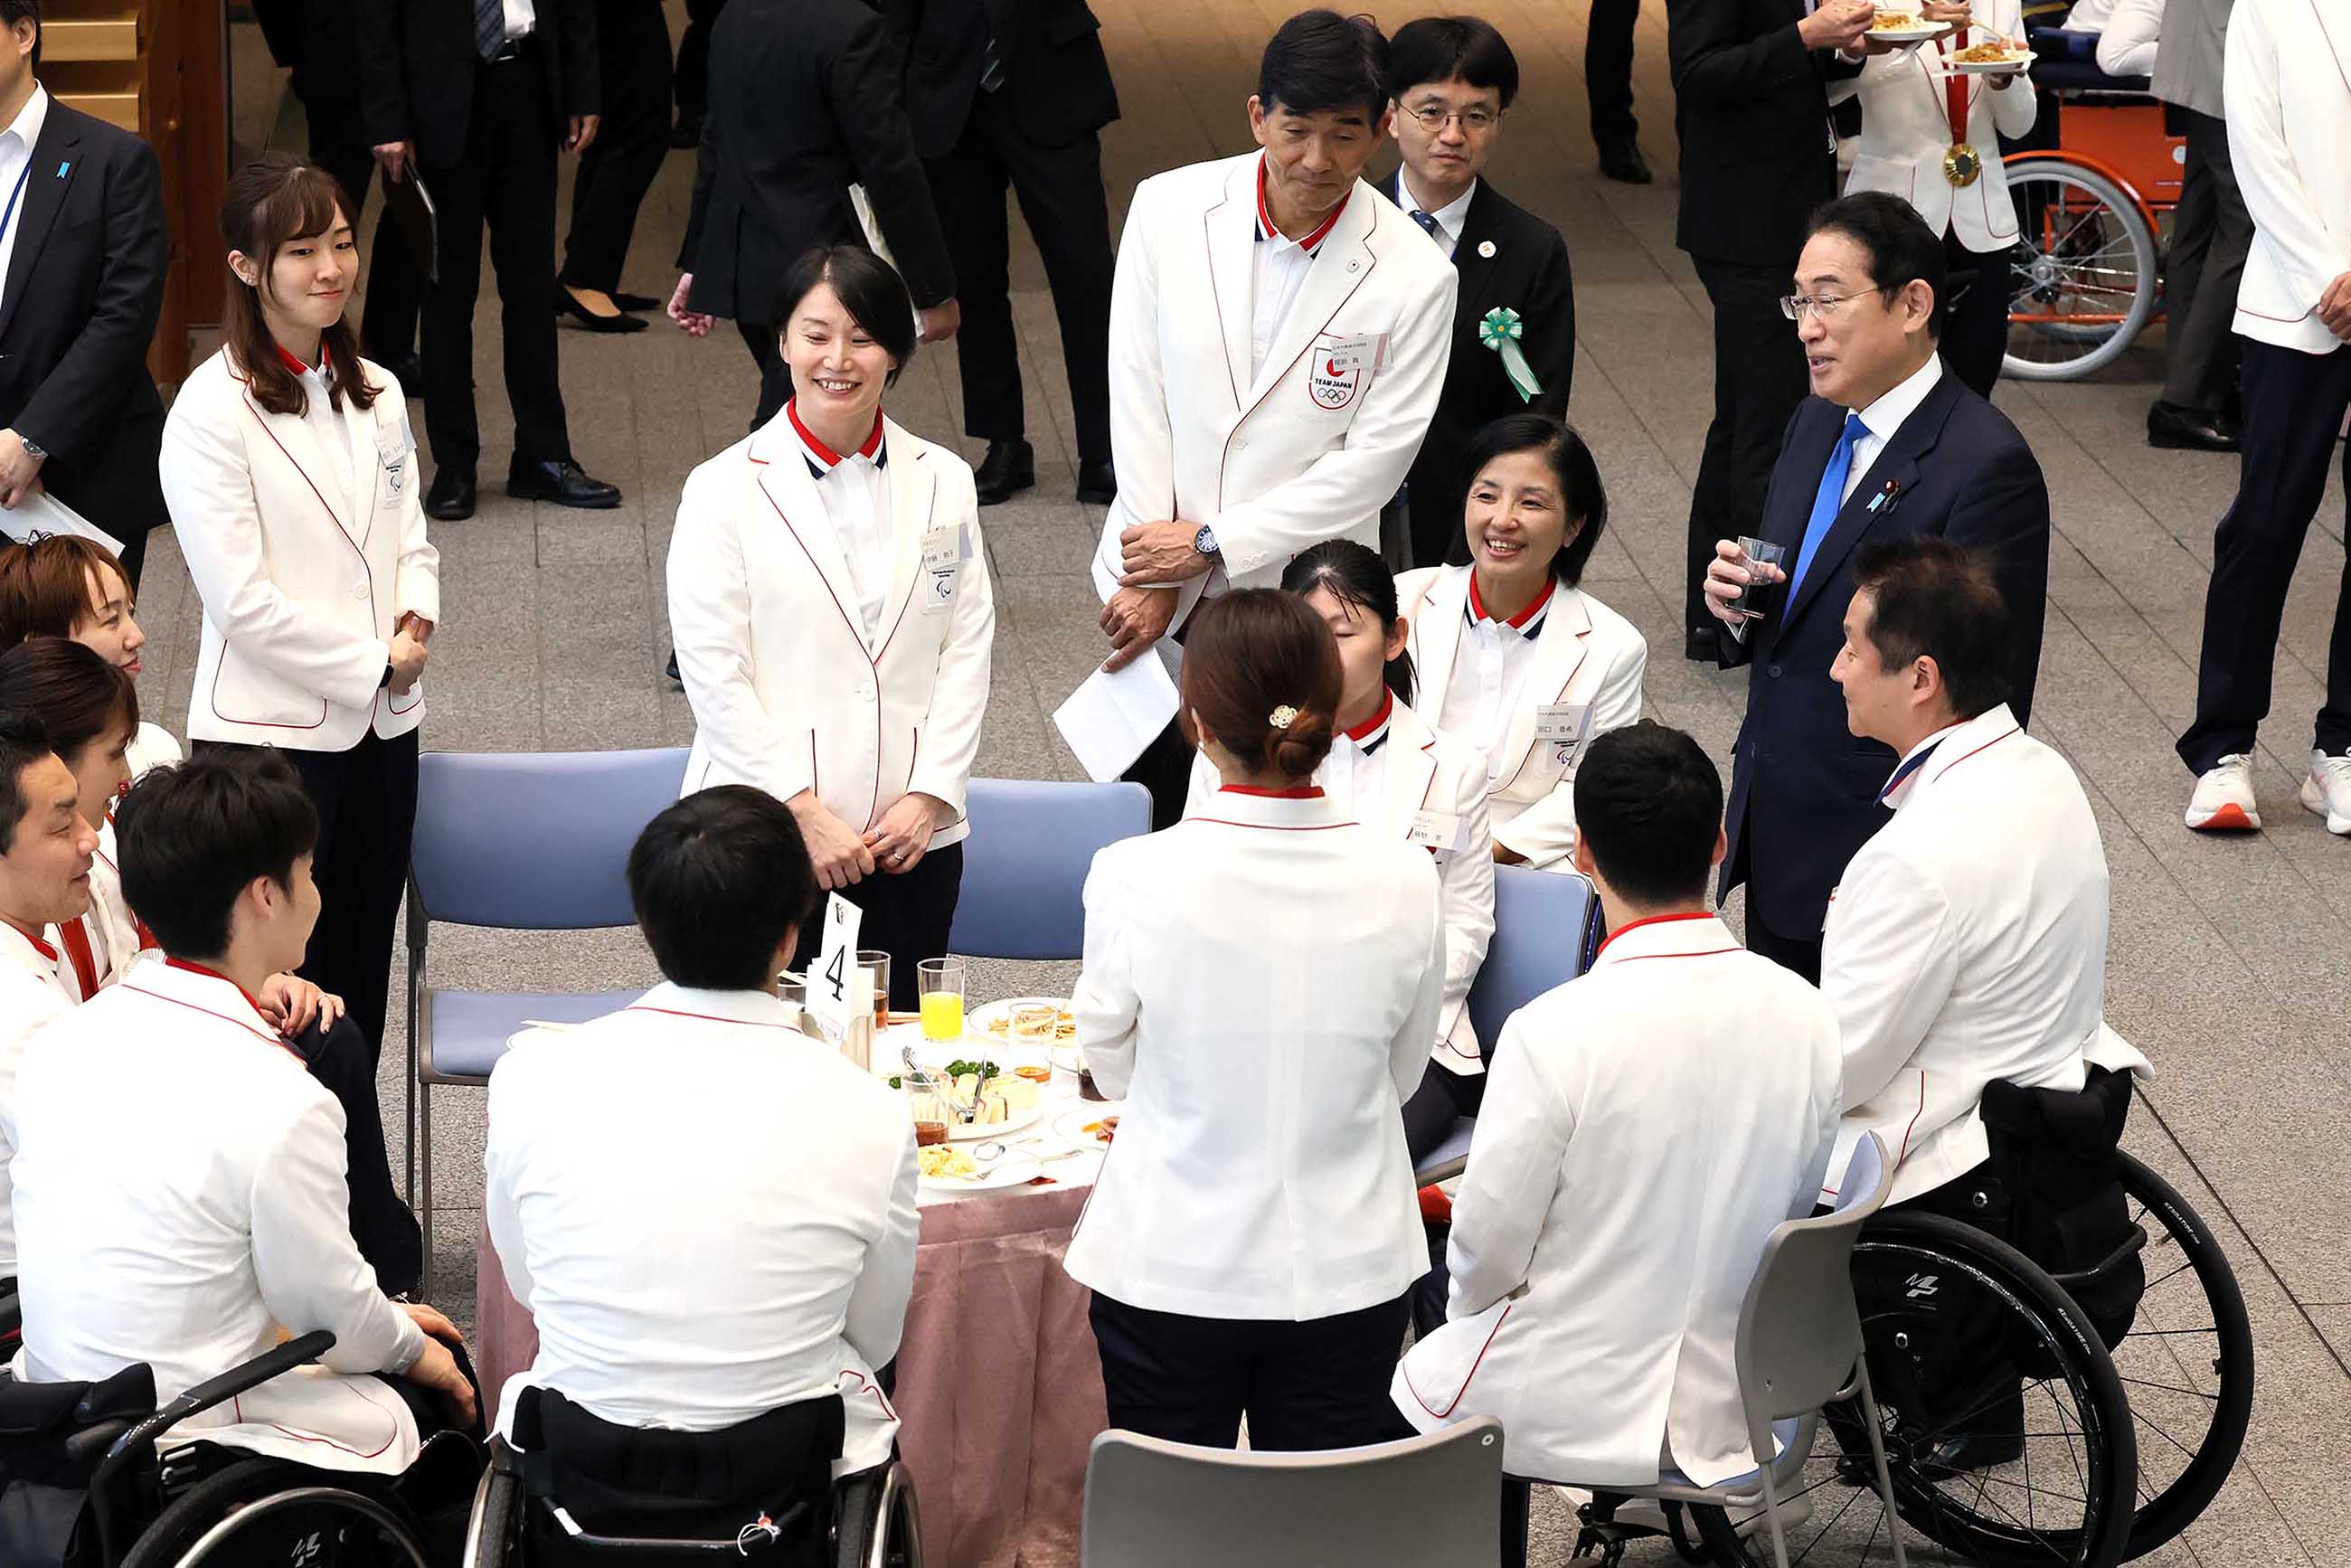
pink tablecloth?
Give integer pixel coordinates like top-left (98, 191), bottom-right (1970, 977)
top-left (474, 1182), bottom-right (1106, 1568)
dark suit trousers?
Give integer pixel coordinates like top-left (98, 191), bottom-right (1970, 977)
top-left (1942, 229), bottom-right (2013, 401)
top-left (2160, 110), bottom-right (2251, 416)
top-left (303, 99), bottom-right (426, 362)
top-left (738, 320), bottom-right (793, 432)
top-left (561, 0), bottom-right (674, 293)
top-left (1121, 715), bottom-right (1194, 832)
top-left (922, 91), bottom-right (1114, 463)
top-left (1089, 1291), bottom-right (1413, 1452)
top-left (419, 52), bottom-right (571, 472)
top-left (1687, 257), bottom-right (1810, 631)
top-left (290, 1013), bottom-right (424, 1297)
top-left (787, 844), bottom-right (963, 1012)
top-left (674, 0), bottom-right (728, 121)
top-left (1586, 0), bottom-right (1640, 144)
top-left (2177, 339), bottom-right (2351, 773)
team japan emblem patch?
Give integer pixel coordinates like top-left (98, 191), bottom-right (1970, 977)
top-left (1308, 353), bottom-right (1362, 411)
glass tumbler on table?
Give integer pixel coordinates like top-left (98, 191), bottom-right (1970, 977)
top-left (917, 957), bottom-right (967, 1043)
top-left (1730, 536), bottom-right (1788, 621)
top-left (857, 950), bottom-right (892, 1028)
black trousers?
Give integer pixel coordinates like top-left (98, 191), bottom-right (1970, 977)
top-left (1941, 229), bottom-right (2012, 401)
top-left (560, 0), bottom-right (673, 294)
top-left (2177, 339), bottom-right (2351, 773)
top-left (673, 0), bottom-right (728, 123)
top-left (419, 50), bottom-right (573, 472)
top-left (1088, 1291), bottom-right (1413, 1451)
top-left (1585, 0), bottom-right (1640, 145)
top-left (788, 843), bottom-right (963, 1013)
top-left (290, 1013), bottom-right (423, 1297)
top-left (2160, 109), bottom-right (2252, 417)
top-left (922, 95), bottom-right (1115, 465)
top-left (1120, 715), bottom-right (1194, 832)
top-left (1402, 1058), bottom-right (1484, 1167)
top-left (195, 729), bottom-right (420, 1067)
top-left (1743, 912), bottom-right (1822, 987)
top-left (302, 94), bottom-right (425, 364)
top-left (739, 321), bottom-right (793, 433)
top-left (1687, 256), bottom-right (1810, 632)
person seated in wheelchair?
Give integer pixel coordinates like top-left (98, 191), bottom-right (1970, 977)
top-left (483, 785), bottom-right (919, 1556)
top-left (1390, 723), bottom-right (1843, 1567)
top-left (6, 749), bottom-right (477, 1475)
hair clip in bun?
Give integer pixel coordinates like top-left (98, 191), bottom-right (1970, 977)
top-left (1268, 704), bottom-right (1299, 730)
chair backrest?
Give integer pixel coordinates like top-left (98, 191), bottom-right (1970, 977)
top-left (1465, 865), bottom-right (1600, 1048)
top-left (409, 749), bottom-right (691, 931)
top-left (947, 778), bottom-right (1153, 959)
top-left (1081, 1418), bottom-right (1504, 1568)
top-left (1733, 1133), bottom-right (1895, 1464)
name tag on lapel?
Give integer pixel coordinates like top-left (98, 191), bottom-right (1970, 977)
top-left (1534, 702), bottom-right (1593, 767)
top-left (378, 430), bottom-right (411, 499)
top-left (1407, 808), bottom-right (1467, 854)
top-left (920, 524), bottom-right (961, 615)
top-left (1320, 334), bottom-right (1385, 374)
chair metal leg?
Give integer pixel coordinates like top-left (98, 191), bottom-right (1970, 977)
top-left (1759, 1459), bottom-right (1791, 1568)
top-left (1853, 1362), bottom-right (1910, 1568)
top-left (420, 1079), bottom-right (435, 1300)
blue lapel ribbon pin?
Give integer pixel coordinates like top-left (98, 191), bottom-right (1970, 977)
top-left (1866, 479), bottom-right (1902, 515)
top-left (53, 161), bottom-right (67, 178)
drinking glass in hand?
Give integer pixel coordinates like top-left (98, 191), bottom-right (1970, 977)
top-left (1730, 537), bottom-right (1789, 620)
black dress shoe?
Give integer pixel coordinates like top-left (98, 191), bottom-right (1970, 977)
top-left (669, 114), bottom-right (703, 149)
top-left (609, 291), bottom-right (663, 314)
top-left (368, 349), bottom-right (425, 398)
top-left (425, 468), bottom-right (477, 522)
top-left (1598, 137), bottom-right (1654, 185)
top-left (1685, 626), bottom-right (1722, 664)
top-left (974, 439), bottom-right (1035, 505)
top-left (1076, 458), bottom-right (1117, 505)
top-left (2147, 400), bottom-right (2239, 453)
top-left (507, 458), bottom-right (621, 509)
top-left (556, 288), bottom-right (650, 334)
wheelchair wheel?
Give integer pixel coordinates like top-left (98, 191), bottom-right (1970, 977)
top-left (1687, 1211), bottom-right (2136, 1568)
top-left (2109, 1151), bottom-right (2253, 1559)
top-left (2003, 156), bottom-right (2160, 383)
top-left (119, 1456), bottom-right (433, 1568)
top-left (461, 1459), bottom-right (522, 1567)
top-left (834, 1460), bottom-right (921, 1568)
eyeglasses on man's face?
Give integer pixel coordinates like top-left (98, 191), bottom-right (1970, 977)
top-left (1397, 102), bottom-right (1501, 134)
top-left (1779, 290), bottom-right (1884, 322)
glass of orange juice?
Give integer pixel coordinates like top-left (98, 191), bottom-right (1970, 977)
top-left (917, 957), bottom-right (967, 1043)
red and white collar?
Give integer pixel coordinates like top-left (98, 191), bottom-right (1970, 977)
top-left (1467, 571), bottom-right (1554, 636)
top-left (1334, 690), bottom-right (1394, 754)
top-left (786, 400), bottom-right (885, 474)
top-left (275, 340), bottom-right (330, 378)
top-left (2, 914), bottom-right (59, 963)
top-left (1254, 156), bottom-right (1349, 255)
top-left (163, 956), bottom-right (273, 1018)
top-left (1193, 784), bottom-right (1354, 833)
top-left (1591, 911), bottom-right (1740, 968)
top-left (1879, 705), bottom-right (2021, 810)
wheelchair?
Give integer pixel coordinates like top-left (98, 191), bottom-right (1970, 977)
top-left (0, 1312), bottom-right (482, 1568)
top-left (458, 1384), bottom-right (923, 1568)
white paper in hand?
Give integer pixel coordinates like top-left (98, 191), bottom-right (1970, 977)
top-left (804, 893), bottom-right (864, 1044)
top-left (0, 490), bottom-right (125, 555)
top-left (1053, 641), bottom-right (1183, 783)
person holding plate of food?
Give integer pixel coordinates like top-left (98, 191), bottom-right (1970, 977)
top-left (1831, 0), bottom-right (2035, 397)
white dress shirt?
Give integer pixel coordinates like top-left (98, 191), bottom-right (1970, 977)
top-left (488, 984), bottom-right (919, 1473)
top-left (1841, 353), bottom-right (1945, 505)
top-left (1442, 576), bottom-right (1555, 779)
top-left (0, 918), bottom-right (75, 1276)
top-left (500, 0), bottom-right (537, 41)
top-left (1320, 692), bottom-right (1394, 821)
top-left (0, 86), bottom-right (48, 320)
top-left (289, 346), bottom-right (362, 516)
top-left (785, 402), bottom-right (894, 641)
top-left (1394, 171), bottom-right (1477, 260)
top-left (1251, 161), bottom-right (1349, 379)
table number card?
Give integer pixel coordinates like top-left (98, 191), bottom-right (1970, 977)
top-left (806, 893), bottom-right (864, 1044)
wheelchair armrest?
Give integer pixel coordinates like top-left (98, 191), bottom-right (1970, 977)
top-left (94, 1330), bottom-right (337, 1487)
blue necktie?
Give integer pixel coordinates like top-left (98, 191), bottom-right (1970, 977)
top-left (1410, 209), bottom-right (1440, 241)
top-left (1787, 411), bottom-right (1869, 598)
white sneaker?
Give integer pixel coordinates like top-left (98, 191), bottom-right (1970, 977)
top-left (2186, 754), bottom-right (2261, 831)
top-left (2300, 751), bottom-right (2351, 835)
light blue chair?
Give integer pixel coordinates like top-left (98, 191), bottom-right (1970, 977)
top-left (404, 747), bottom-right (690, 1291)
top-left (1412, 864), bottom-right (1602, 1186)
top-left (946, 778), bottom-right (1153, 960)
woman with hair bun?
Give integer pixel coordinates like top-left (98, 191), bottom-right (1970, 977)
top-left (1063, 588), bottom-right (1445, 1452)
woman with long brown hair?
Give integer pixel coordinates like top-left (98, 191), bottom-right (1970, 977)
top-left (157, 151), bottom-right (441, 1068)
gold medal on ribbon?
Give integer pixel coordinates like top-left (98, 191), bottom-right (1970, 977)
top-left (1942, 142), bottom-right (1982, 188)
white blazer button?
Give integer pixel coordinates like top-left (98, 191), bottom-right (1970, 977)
top-left (353, 583), bottom-right (368, 601)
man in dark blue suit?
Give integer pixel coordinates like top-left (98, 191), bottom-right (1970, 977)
top-left (1703, 194), bottom-right (2050, 983)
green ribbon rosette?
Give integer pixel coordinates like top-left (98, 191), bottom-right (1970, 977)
top-left (1478, 307), bottom-right (1544, 404)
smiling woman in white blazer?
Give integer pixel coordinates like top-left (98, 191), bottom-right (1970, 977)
top-left (1398, 414), bottom-right (1647, 873)
top-left (1183, 541), bottom-right (1494, 1166)
top-left (1830, 0), bottom-right (2036, 396)
top-left (160, 154), bottom-right (439, 1063)
top-left (667, 245), bottom-right (994, 1010)
top-left (1068, 588), bottom-right (1444, 1453)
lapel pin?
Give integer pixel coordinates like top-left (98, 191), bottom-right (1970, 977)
top-left (1478, 240), bottom-right (1497, 259)
top-left (53, 161), bottom-right (68, 178)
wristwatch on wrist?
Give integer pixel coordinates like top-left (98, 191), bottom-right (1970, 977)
top-left (1194, 524), bottom-right (1220, 557)
top-left (16, 434), bottom-right (45, 461)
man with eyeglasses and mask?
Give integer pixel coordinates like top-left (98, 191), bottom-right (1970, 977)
top-left (1376, 16), bottom-right (1574, 571)
top-left (1700, 192), bottom-right (2049, 985)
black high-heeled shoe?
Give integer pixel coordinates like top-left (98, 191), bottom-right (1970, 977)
top-left (554, 287), bottom-right (648, 335)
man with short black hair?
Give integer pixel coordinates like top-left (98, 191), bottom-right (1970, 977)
top-left (1094, 7), bottom-right (1456, 824)
top-left (1703, 192), bottom-right (2052, 984)
top-left (1393, 720), bottom-right (1840, 1565)
top-left (10, 750), bottom-right (476, 1474)
top-left (485, 786), bottom-right (917, 1484)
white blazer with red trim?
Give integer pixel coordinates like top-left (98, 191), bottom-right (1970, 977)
top-left (1181, 699), bottom-right (1496, 1072)
top-left (2224, 0), bottom-right (2351, 355)
top-left (1062, 788), bottom-right (1445, 1321)
top-left (1091, 153), bottom-right (1458, 634)
top-left (1392, 914), bottom-right (1841, 1488)
top-left (1820, 704), bottom-right (2146, 1206)
top-left (0, 919), bottom-right (77, 1276)
top-left (162, 349), bottom-right (440, 752)
top-left (1398, 565), bottom-right (1648, 872)
top-left (487, 984), bottom-right (918, 1475)
top-left (1828, 0), bottom-right (2037, 254)
top-left (666, 411), bottom-right (994, 849)
top-left (7, 956), bottom-right (429, 1474)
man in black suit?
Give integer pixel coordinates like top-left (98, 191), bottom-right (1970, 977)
top-left (1585, 0), bottom-right (1651, 184)
top-left (1667, 0), bottom-right (1871, 662)
top-left (670, 0), bottom-right (958, 431)
top-left (358, 0), bottom-right (623, 520)
top-left (0, 2), bottom-right (166, 587)
top-left (1703, 194), bottom-right (2049, 983)
top-left (1379, 16), bottom-right (1573, 570)
top-left (881, 0), bottom-right (1118, 505)
top-left (670, 0), bottom-right (725, 146)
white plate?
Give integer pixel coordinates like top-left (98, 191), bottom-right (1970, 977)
top-left (1865, 21), bottom-right (1950, 42)
top-left (918, 1151), bottom-right (1043, 1192)
top-left (912, 1095), bottom-right (1044, 1142)
top-left (1950, 53), bottom-right (2030, 72)
top-left (1051, 1105), bottom-right (1126, 1150)
top-left (967, 996), bottom-right (1079, 1044)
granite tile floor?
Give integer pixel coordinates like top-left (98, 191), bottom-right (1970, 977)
top-left (140, 2), bottom-right (2349, 1561)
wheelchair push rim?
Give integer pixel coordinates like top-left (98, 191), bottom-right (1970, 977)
top-left (118, 1457), bottom-right (433, 1568)
top-left (2002, 156), bottom-right (2161, 383)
